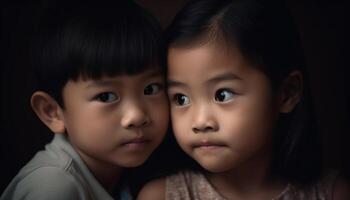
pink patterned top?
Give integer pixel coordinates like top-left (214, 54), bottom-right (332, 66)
top-left (166, 170), bottom-right (338, 200)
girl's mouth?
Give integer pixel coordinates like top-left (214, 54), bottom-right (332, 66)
top-left (193, 141), bottom-right (226, 150)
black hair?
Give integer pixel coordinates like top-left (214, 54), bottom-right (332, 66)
top-left (31, 1), bottom-right (165, 106)
top-left (166, 0), bottom-right (323, 185)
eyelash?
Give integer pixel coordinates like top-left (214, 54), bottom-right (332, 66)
top-left (214, 88), bottom-right (237, 103)
top-left (172, 93), bottom-right (190, 106)
top-left (94, 92), bottom-right (119, 103)
top-left (93, 82), bottom-right (163, 103)
top-left (170, 88), bottom-right (238, 106)
top-left (144, 83), bottom-right (163, 95)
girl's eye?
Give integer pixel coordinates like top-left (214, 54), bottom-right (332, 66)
top-left (173, 93), bottom-right (190, 106)
top-left (95, 92), bottom-right (119, 103)
top-left (144, 83), bottom-right (162, 95)
top-left (214, 89), bottom-right (236, 102)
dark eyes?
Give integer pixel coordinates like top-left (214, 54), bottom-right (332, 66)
top-left (173, 94), bottom-right (190, 106)
top-left (214, 89), bottom-right (236, 102)
top-left (95, 92), bottom-right (119, 103)
top-left (144, 83), bottom-right (163, 95)
top-left (95, 83), bottom-right (162, 103)
top-left (171, 89), bottom-right (236, 106)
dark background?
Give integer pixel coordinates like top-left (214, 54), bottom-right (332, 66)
top-left (1, 0), bottom-right (348, 193)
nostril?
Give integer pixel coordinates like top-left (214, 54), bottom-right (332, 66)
top-left (141, 119), bottom-right (150, 127)
top-left (205, 127), bottom-right (214, 132)
top-left (192, 126), bottom-right (214, 134)
top-left (123, 117), bottom-right (149, 129)
top-left (192, 127), bottom-right (200, 134)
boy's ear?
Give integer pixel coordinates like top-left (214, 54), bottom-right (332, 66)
top-left (31, 91), bottom-right (66, 134)
top-left (278, 70), bottom-right (303, 113)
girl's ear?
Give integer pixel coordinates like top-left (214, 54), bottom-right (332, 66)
top-left (278, 70), bottom-right (303, 113)
top-left (31, 91), bottom-right (66, 134)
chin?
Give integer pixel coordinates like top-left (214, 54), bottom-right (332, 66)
top-left (202, 165), bottom-right (231, 173)
top-left (199, 160), bottom-right (236, 173)
top-left (118, 156), bottom-right (149, 168)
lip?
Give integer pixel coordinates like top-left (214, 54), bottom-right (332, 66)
top-left (121, 138), bottom-right (150, 149)
top-left (193, 141), bottom-right (226, 150)
top-left (196, 145), bottom-right (225, 151)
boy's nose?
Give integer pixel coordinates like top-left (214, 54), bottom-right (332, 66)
top-left (191, 105), bottom-right (218, 134)
top-left (121, 106), bottom-right (150, 129)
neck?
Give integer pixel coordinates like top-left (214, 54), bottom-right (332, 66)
top-left (205, 150), bottom-right (287, 199)
top-left (90, 161), bottom-right (123, 192)
top-left (77, 150), bottom-right (123, 192)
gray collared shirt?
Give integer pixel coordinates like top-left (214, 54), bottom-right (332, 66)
top-left (1, 134), bottom-right (132, 200)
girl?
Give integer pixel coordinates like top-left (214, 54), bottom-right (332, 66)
top-left (138, 0), bottom-right (350, 199)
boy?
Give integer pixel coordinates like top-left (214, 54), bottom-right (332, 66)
top-left (1, 1), bottom-right (168, 200)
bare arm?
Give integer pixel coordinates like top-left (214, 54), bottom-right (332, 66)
top-left (137, 178), bottom-right (166, 200)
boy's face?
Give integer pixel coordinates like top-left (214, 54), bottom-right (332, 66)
top-left (61, 69), bottom-right (168, 169)
top-left (167, 44), bottom-right (281, 173)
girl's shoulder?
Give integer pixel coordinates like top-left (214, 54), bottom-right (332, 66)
top-left (332, 174), bottom-right (350, 200)
top-left (315, 170), bottom-right (350, 200)
top-left (285, 170), bottom-right (350, 200)
top-left (137, 177), bottom-right (166, 200)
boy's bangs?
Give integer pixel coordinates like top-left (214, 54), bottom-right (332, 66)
top-left (62, 12), bottom-right (163, 80)
top-left (36, 3), bottom-right (164, 83)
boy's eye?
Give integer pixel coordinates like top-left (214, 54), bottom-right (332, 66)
top-left (214, 89), bottom-right (236, 102)
top-left (95, 92), bottom-right (119, 103)
top-left (144, 83), bottom-right (162, 95)
top-left (173, 93), bottom-right (190, 106)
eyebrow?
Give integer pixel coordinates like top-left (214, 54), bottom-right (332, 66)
top-left (85, 70), bottom-right (163, 89)
top-left (143, 70), bottom-right (162, 79)
top-left (85, 80), bottom-right (121, 89)
top-left (167, 80), bottom-right (187, 88)
top-left (206, 73), bottom-right (242, 85)
top-left (168, 72), bottom-right (242, 88)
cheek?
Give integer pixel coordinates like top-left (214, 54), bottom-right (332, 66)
top-left (220, 103), bottom-right (276, 152)
top-left (171, 109), bottom-right (192, 147)
top-left (171, 109), bottom-right (185, 135)
top-left (64, 108), bottom-right (117, 144)
top-left (148, 98), bottom-right (169, 127)
top-left (151, 110), bottom-right (169, 138)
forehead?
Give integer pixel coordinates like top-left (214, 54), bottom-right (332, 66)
top-left (65, 69), bottom-right (163, 90)
top-left (167, 44), bottom-right (274, 95)
top-left (85, 69), bottom-right (162, 83)
top-left (167, 44), bottom-right (253, 80)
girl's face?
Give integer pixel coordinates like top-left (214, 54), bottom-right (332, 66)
top-left (167, 44), bottom-right (281, 173)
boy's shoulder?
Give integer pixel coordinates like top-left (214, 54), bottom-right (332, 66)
top-left (1, 166), bottom-right (84, 200)
top-left (1, 135), bottom-right (90, 200)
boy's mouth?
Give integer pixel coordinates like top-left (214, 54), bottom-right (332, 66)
top-left (121, 138), bottom-right (150, 149)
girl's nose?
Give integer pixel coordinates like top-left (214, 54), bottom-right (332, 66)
top-left (121, 105), bottom-right (150, 129)
top-left (191, 105), bottom-right (218, 134)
